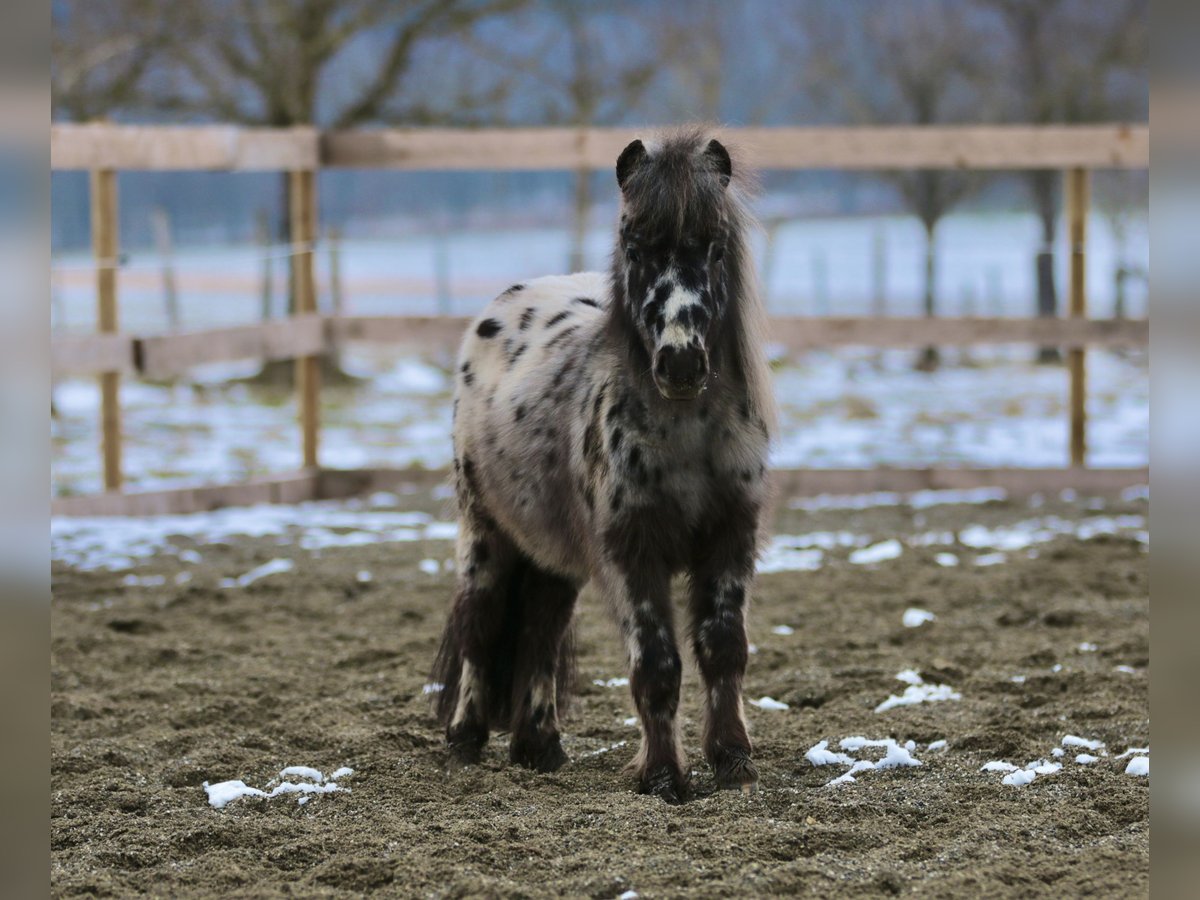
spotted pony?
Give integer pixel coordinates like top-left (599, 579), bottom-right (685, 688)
top-left (431, 128), bottom-right (776, 802)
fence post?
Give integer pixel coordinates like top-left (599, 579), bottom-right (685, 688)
top-left (290, 169), bottom-right (320, 469)
top-left (91, 168), bottom-right (122, 491)
top-left (1066, 167), bottom-right (1089, 468)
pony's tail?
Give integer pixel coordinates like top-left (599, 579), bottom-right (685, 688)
top-left (430, 559), bottom-right (576, 731)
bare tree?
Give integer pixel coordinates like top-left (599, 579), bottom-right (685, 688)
top-left (146, 1), bottom-right (521, 127)
top-left (51, 0), bottom-right (177, 120)
top-left (976, 0), bottom-right (1147, 360)
top-left (804, 1), bottom-right (986, 369)
top-left (464, 0), bottom-right (666, 272)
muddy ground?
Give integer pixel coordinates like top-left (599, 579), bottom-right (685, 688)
top-left (51, 490), bottom-right (1149, 898)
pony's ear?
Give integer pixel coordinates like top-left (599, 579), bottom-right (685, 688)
top-left (616, 139), bottom-right (647, 191)
top-left (704, 138), bottom-right (732, 188)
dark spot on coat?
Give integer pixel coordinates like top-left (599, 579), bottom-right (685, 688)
top-left (502, 283), bottom-right (525, 295)
top-left (515, 404), bottom-right (526, 421)
top-left (546, 311), bottom-right (571, 328)
top-left (572, 297), bottom-right (599, 308)
top-left (476, 318), bottom-right (501, 338)
top-left (519, 307), bottom-right (535, 330)
top-left (544, 326), bottom-right (578, 350)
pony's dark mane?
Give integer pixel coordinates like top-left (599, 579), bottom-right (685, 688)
top-left (607, 127), bottom-right (777, 434)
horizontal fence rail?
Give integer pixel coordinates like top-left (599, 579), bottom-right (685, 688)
top-left (49, 123), bottom-right (1150, 512)
top-left (51, 315), bottom-right (1149, 381)
top-left (50, 466), bottom-right (1150, 519)
top-left (51, 123), bottom-right (1150, 171)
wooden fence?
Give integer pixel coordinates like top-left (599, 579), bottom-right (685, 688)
top-left (50, 123), bottom-right (1150, 516)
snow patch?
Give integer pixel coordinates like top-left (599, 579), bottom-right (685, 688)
top-left (749, 696), bottom-right (789, 711)
top-left (1062, 735), bottom-right (1106, 751)
top-left (805, 741), bottom-right (855, 767)
top-left (204, 765), bottom-right (354, 809)
top-left (981, 761), bottom-right (1018, 773)
top-left (771, 624), bottom-right (795, 636)
top-left (934, 553), bottom-right (960, 567)
top-left (874, 670), bottom-right (961, 713)
top-left (849, 539), bottom-right (902, 565)
top-left (1125, 756), bottom-right (1149, 776)
top-left (592, 677), bottom-right (629, 688)
top-left (1002, 770), bottom-right (1037, 787)
top-left (219, 557), bottom-right (294, 589)
top-left (902, 608), bottom-right (935, 628)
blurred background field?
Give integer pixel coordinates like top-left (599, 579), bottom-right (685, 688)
top-left (50, 0), bottom-right (1148, 497)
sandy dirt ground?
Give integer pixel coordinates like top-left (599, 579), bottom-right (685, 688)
top-left (51, 490), bottom-right (1148, 898)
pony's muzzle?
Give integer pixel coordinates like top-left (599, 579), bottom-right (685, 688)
top-left (653, 345), bottom-right (709, 400)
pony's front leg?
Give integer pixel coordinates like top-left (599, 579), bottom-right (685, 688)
top-left (601, 564), bottom-right (687, 803)
top-left (689, 553), bottom-right (758, 791)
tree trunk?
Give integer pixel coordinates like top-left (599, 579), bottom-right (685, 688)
top-left (1032, 170), bottom-right (1061, 364)
top-left (915, 221), bottom-right (939, 372)
top-left (569, 166), bottom-right (590, 274)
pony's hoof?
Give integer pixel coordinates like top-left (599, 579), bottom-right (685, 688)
top-left (639, 765), bottom-right (688, 804)
top-left (714, 750), bottom-right (759, 791)
top-left (447, 741), bottom-right (484, 769)
top-left (510, 735), bottom-right (569, 773)
top-left (446, 729), bottom-right (486, 769)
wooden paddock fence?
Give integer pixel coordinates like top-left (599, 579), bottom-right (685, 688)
top-left (50, 123), bottom-right (1149, 517)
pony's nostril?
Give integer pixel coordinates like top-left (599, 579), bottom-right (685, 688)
top-left (656, 346), bottom-right (707, 389)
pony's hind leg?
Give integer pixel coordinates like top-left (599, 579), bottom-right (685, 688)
top-left (432, 504), bottom-right (519, 767)
top-left (507, 566), bottom-right (580, 773)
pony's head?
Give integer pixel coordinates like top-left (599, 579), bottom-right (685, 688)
top-left (613, 132), bottom-right (739, 401)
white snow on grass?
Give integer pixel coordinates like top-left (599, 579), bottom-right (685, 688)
top-left (790, 487), bottom-right (1006, 512)
top-left (805, 741), bottom-right (855, 767)
top-left (592, 677), bottom-right (629, 688)
top-left (52, 499), bottom-right (461, 572)
top-left (902, 608), bottom-right (935, 628)
top-left (849, 539), bottom-right (902, 565)
top-left (749, 696), bottom-right (789, 711)
top-left (1125, 756), bottom-right (1149, 776)
top-left (1002, 770), bottom-right (1037, 787)
top-left (959, 514), bottom-right (1148, 554)
top-left (934, 552), bottom-right (960, 567)
top-left (418, 558), bottom-right (440, 575)
top-left (1062, 735), bottom-right (1106, 751)
top-left (805, 736), bottom-right (924, 788)
top-left (771, 624), bottom-right (795, 636)
top-left (1114, 665), bottom-right (1137, 675)
top-left (874, 669), bottom-right (961, 713)
top-left (981, 737), bottom-right (1148, 785)
top-left (205, 765), bottom-right (354, 809)
top-left (421, 682), bottom-right (444, 695)
top-left (981, 761), bottom-right (1018, 773)
top-left (926, 740), bottom-right (947, 752)
top-left (974, 552), bottom-right (1008, 567)
top-left (219, 557), bottom-right (294, 589)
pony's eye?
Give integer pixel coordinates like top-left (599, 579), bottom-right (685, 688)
top-left (711, 244), bottom-right (725, 264)
top-left (626, 246), bottom-right (641, 264)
